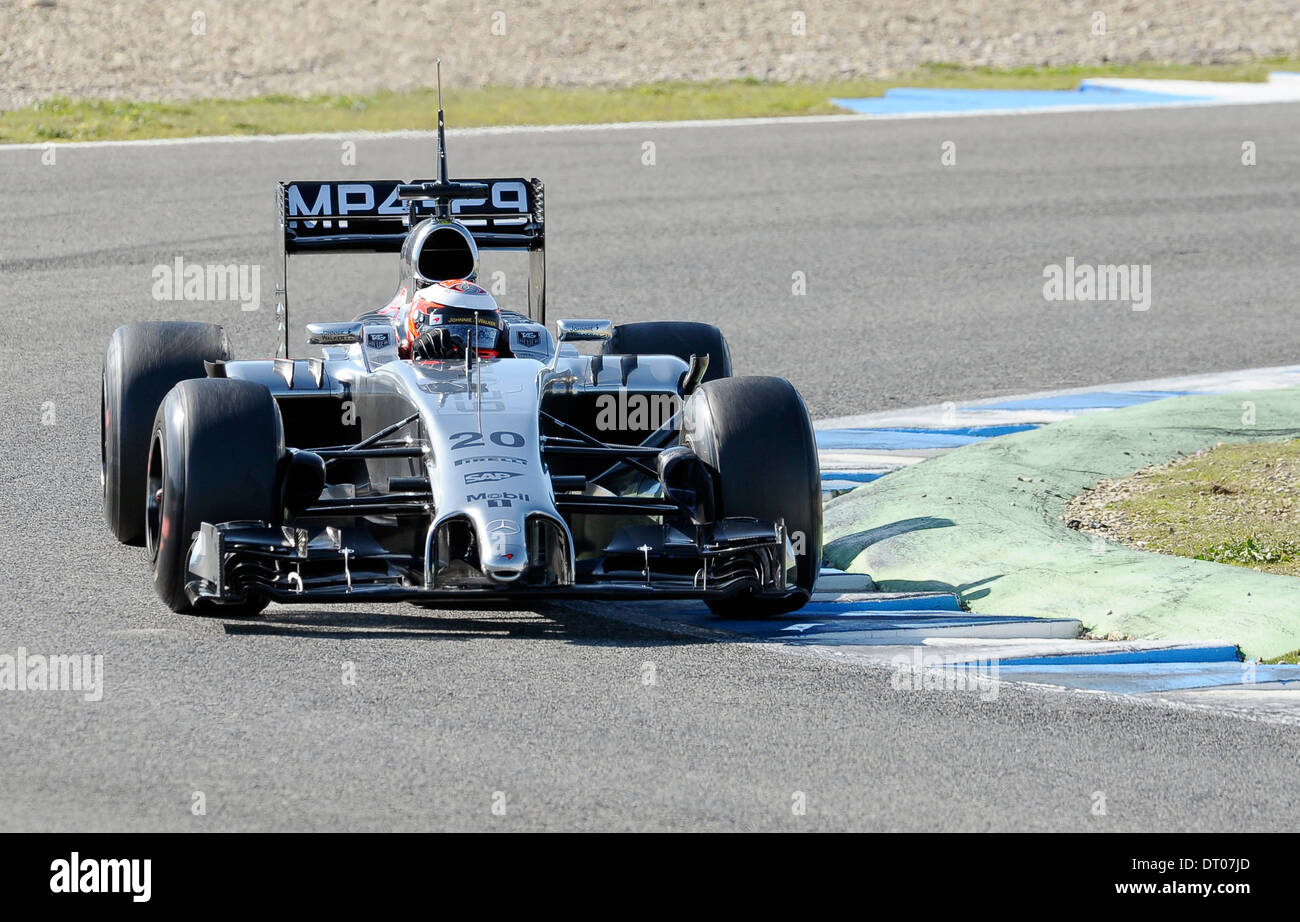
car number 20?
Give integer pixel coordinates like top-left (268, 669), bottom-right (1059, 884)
top-left (449, 430), bottom-right (526, 450)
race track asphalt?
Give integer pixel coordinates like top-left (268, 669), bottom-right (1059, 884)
top-left (2, 103), bottom-right (1299, 831)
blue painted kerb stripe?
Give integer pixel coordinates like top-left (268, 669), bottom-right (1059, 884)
top-left (816, 424), bottom-right (1037, 451)
top-left (832, 86), bottom-right (1214, 115)
top-left (993, 644), bottom-right (1240, 666)
top-left (972, 390), bottom-right (1189, 411)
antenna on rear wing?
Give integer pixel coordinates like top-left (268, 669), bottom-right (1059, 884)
top-left (398, 59), bottom-right (488, 219)
top-left (435, 58), bottom-right (449, 207)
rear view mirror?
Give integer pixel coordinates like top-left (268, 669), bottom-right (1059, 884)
top-left (555, 319), bottom-right (613, 343)
top-left (306, 322), bottom-right (363, 345)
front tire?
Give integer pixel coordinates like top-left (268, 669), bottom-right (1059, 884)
top-left (684, 376), bottom-right (822, 618)
top-left (147, 378), bottom-right (284, 615)
top-left (103, 321), bottom-right (232, 544)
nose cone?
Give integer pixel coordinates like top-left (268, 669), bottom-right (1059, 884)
top-left (478, 517), bottom-right (528, 584)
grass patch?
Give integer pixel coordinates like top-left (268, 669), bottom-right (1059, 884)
top-left (1198, 536), bottom-right (1300, 566)
top-left (1066, 440), bottom-right (1300, 577)
top-left (6, 57), bottom-right (1300, 144)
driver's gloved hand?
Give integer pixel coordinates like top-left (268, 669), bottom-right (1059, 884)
top-left (412, 327), bottom-right (463, 360)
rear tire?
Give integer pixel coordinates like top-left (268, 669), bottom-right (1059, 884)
top-left (603, 321), bottom-right (732, 382)
top-left (103, 321), bottom-right (232, 544)
top-left (147, 378), bottom-right (283, 615)
top-left (683, 376), bottom-right (822, 618)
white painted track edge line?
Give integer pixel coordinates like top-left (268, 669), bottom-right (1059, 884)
top-left (815, 363), bottom-right (1300, 430)
top-left (5, 95), bottom-right (1300, 152)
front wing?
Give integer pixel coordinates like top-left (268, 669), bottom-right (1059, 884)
top-left (185, 516), bottom-right (803, 607)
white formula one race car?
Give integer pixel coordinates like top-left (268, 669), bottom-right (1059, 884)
top-left (101, 96), bottom-right (822, 618)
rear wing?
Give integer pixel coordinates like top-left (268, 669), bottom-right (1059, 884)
top-left (273, 178), bottom-right (545, 356)
top-left (277, 178), bottom-right (544, 253)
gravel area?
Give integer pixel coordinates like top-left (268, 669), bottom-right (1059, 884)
top-left (3, 0), bottom-right (1300, 110)
top-left (1065, 441), bottom-right (1300, 576)
top-left (1065, 453), bottom-right (1208, 545)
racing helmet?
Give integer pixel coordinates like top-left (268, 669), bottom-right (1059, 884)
top-left (407, 279), bottom-right (506, 358)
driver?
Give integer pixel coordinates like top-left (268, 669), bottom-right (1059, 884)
top-left (406, 279), bottom-right (510, 361)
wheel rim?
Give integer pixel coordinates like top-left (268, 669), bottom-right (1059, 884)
top-left (145, 429), bottom-right (164, 562)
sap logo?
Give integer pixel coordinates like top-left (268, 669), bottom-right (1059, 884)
top-left (465, 470), bottom-right (521, 484)
top-left (454, 456), bottom-right (527, 467)
top-left (467, 491), bottom-right (530, 504)
top-left (366, 331), bottom-right (391, 350)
